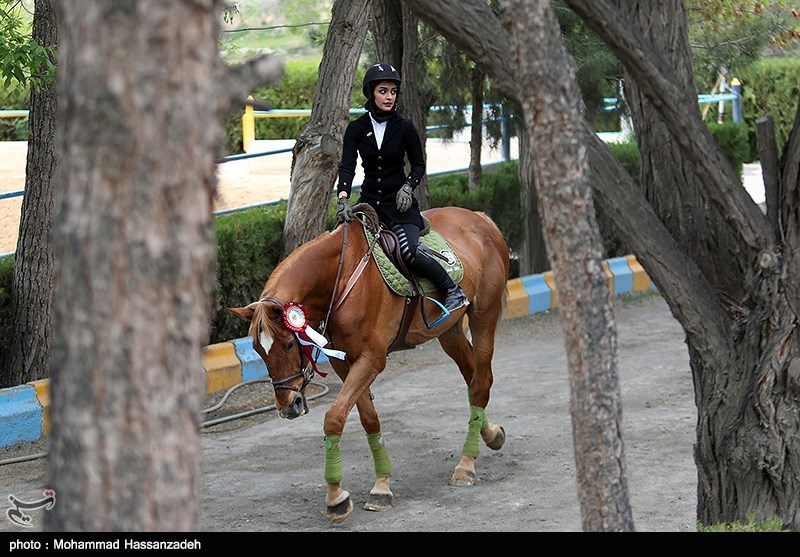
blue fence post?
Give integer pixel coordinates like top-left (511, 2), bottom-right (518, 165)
top-left (730, 78), bottom-right (742, 124)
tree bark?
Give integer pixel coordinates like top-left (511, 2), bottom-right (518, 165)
top-left (281, 0), bottom-right (370, 257)
top-left (45, 0), bottom-right (283, 531)
top-left (5, 0), bottom-right (57, 388)
top-left (499, 0), bottom-right (632, 531)
top-left (399, 5), bottom-right (432, 211)
top-left (468, 65), bottom-right (483, 191)
top-left (567, 0), bottom-right (800, 530)
top-left (370, 0), bottom-right (403, 66)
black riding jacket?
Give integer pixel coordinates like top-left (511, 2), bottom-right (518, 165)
top-left (337, 112), bottom-right (426, 226)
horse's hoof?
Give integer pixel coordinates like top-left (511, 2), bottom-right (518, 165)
top-left (327, 496), bottom-right (354, 523)
top-left (482, 425), bottom-right (506, 451)
top-left (363, 492), bottom-right (393, 512)
top-left (449, 466), bottom-right (476, 487)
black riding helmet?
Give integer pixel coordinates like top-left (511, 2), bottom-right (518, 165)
top-left (362, 63), bottom-right (401, 99)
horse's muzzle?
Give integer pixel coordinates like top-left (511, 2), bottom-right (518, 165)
top-left (278, 392), bottom-right (309, 420)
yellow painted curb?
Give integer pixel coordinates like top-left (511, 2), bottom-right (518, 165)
top-left (28, 379), bottom-right (50, 436)
top-left (602, 261), bottom-right (615, 295)
top-left (504, 278), bottom-right (529, 320)
top-left (543, 271), bottom-right (559, 309)
top-left (626, 255), bottom-right (652, 291)
top-left (202, 343), bottom-right (242, 394)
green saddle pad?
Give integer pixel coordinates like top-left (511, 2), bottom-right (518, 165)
top-left (363, 225), bottom-right (465, 297)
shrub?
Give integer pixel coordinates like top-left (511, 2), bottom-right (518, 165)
top-left (0, 256), bottom-right (14, 368)
top-left (738, 57), bottom-right (800, 161)
top-left (209, 202), bottom-right (287, 343)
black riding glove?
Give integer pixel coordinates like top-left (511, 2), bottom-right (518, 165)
top-left (396, 181), bottom-right (414, 212)
top-left (336, 196), bottom-right (354, 223)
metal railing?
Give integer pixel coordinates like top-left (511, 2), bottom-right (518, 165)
top-left (0, 85), bottom-right (744, 258)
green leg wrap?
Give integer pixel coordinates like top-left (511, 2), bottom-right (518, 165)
top-left (324, 435), bottom-right (344, 484)
top-left (467, 387), bottom-right (489, 430)
top-left (462, 405), bottom-right (486, 457)
top-left (366, 432), bottom-right (393, 478)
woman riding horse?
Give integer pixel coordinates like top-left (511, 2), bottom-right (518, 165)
top-left (335, 62), bottom-right (468, 316)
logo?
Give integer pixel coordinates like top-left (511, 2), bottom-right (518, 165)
top-left (440, 250), bottom-right (457, 266)
top-left (6, 490), bottom-right (56, 527)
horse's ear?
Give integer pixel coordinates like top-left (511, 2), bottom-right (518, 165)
top-left (227, 301), bottom-right (259, 322)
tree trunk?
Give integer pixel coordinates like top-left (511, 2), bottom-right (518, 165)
top-left (399, 5), bottom-right (432, 211)
top-left (468, 65), bottom-right (483, 191)
top-left (4, 0), bottom-right (57, 389)
top-left (47, 0), bottom-right (222, 531)
top-left (499, 0), bottom-right (632, 531)
top-left (370, 0), bottom-right (403, 66)
top-left (565, 0), bottom-right (800, 530)
top-left (407, 0), bottom-right (799, 531)
top-left (281, 0), bottom-right (370, 257)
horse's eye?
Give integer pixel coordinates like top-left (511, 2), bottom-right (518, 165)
top-left (286, 339), bottom-right (295, 351)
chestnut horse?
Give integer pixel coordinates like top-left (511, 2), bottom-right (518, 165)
top-left (229, 205), bottom-right (510, 523)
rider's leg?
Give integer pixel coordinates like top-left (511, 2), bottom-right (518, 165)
top-left (392, 223), bottom-right (468, 312)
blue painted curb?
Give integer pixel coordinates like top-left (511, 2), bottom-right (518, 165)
top-left (0, 385), bottom-right (43, 448)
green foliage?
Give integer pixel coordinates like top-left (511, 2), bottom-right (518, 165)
top-left (553, 0), bottom-right (623, 126)
top-left (0, 256), bottom-right (14, 370)
top-left (607, 142), bottom-right (641, 183)
top-left (707, 121), bottom-right (750, 177)
top-left (0, 114), bottom-right (27, 141)
top-left (738, 56), bottom-right (800, 160)
top-left (209, 202), bottom-right (287, 344)
top-left (428, 163), bottom-right (525, 256)
top-left (687, 0), bottom-right (797, 89)
top-left (220, 112), bottom-right (243, 157)
top-left (598, 142), bottom-right (642, 257)
top-left (696, 514), bottom-right (788, 532)
top-left (0, 0), bottom-right (56, 98)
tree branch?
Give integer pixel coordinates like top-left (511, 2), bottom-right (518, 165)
top-left (220, 53), bottom-right (285, 114)
top-left (584, 123), bottom-right (731, 354)
top-left (407, 0), bottom-right (732, 350)
top-left (564, 0), bottom-right (771, 254)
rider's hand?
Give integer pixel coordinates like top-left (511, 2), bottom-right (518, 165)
top-left (396, 181), bottom-right (414, 212)
top-left (336, 196), bottom-right (354, 223)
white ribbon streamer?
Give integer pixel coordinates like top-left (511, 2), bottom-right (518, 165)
top-left (300, 326), bottom-right (346, 360)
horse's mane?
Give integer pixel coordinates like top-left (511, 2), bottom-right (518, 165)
top-left (251, 220), bottom-right (365, 341)
top-left (249, 299), bottom-right (282, 342)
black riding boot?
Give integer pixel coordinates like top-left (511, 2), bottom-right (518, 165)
top-left (410, 248), bottom-right (468, 312)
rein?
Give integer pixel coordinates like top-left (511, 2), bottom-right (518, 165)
top-left (258, 214), bottom-right (380, 392)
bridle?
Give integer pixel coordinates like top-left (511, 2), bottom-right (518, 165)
top-left (255, 216), bottom-right (381, 394)
top-left (255, 296), bottom-right (318, 393)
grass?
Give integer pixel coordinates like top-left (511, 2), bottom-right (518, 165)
top-left (696, 514), bottom-right (788, 532)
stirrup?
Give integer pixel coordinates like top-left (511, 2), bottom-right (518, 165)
top-left (425, 296), bottom-right (452, 329)
top-left (424, 295), bottom-right (468, 329)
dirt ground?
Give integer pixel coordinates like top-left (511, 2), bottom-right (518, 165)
top-left (0, 292), bottom-right (700, 533)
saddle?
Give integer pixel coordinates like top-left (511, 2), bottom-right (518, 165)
top-left (352, 203), bottom-right (464, 352)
